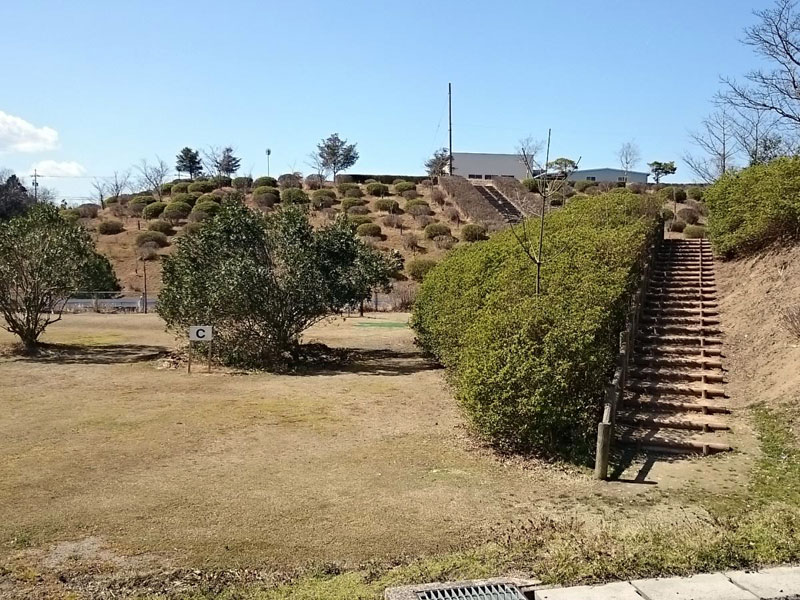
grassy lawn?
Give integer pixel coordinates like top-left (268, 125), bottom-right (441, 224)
top-left (0, 313), bottom-right (796, 599)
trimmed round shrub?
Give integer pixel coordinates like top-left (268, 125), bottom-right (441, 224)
top-left (172, 182), bottom-right (190, 194)
top-left (194, 200), bottom-right (220, 216)
top-left (461, 223), bottom-right (487, 242)
top-left (670, 219), bottom-right (687, 232)
top-left (686, 199), bottom-right (708, 216)
top-left (573, 180), bottom-right (597, 192)
top-left (253, 185), bottom-right (280, 198)
top-left (393, 178), bottom-right (406, 185)
top-left (148, 220), bottom-right (174, 235)
top-left (676, 207), bottom-right (700, 225)
top-left (364, 178), bottom-right (378, 184)
top-left (383, 214), bottom-right (402, 228)
top-left (171, 192), bottom-right (196, 207)
top-left (407, 204), bottom-right (433, 217)
top-left (197, 193), bottom-right (218, 204)
top-left (77, 203), bottom-right (101, 218)
top-left (312, 189), bottom-right (337, 202)
top-left (434, 235), bottom-right (456, 250)
top-left (348, 205), bottom-right (370, 215)
top-left (233, 176), bottom-right (253, 190)
top-left (137, 242), bottom-right (160, 262)
top-left (584, 185), bottom-right (600, 195)
top-left (188, 181), bottom-right (215, 194)
top-left (401, 189), bottom-right (419, 200)
top-left (348, 215), bottom-right (373, 227)
top-left (394, 181), bottom-right (416, 194)
top-left (210, 176), bottom-right (232, 189)
top-left (660, 208), bottom-right (675, 221)
top-left (375, 198), bottom-right (400, 213)
top-left (424, 222), bottom-right (451, 239)
top-left (626, 182), bottom-right (646, 194)
top-left (281, 188), bottom-right (309, 204)
top-left (277, 173), bottom-right (302, 189)
top-left (106, 196), bottom-right (119, 205)
top-left (142, 201), bottom-right (167, 220)
top-left (405, 198), bottom-right (428, 208)
top-left (97, 220), bottom-right (124, 235)
top-left (337, 182), bottom-right (360, 195)
top-left (522, 178), bottom-right (540, 193)
top-left (365, 182), bottom-right (390, 197)
top-left (163, 201), bottom-right (192, 222)
top-left (305, 174), bottom-right (325, 189)
top-left (136, 230), bottom-right (169, 248)
top-left (684, 224), bottom-right (706, 239)
top-left (253, 176), bottom-right (278, 188)
top-left (59, 209), bottom-right (80, 224)
top-left (688, 186), bottom-right (704, 201)
top-left (673, 187), bottom-right (687, 203)
top-left (345, 187), bottom-right (364, 198)
top-left (431, 188), bottom-right (446, 205)
top-left (160, 183), bottom-right (173, 196)
top-left (415, 215), bottom-right (434, 228)
top-left (341, 198), bottom-right (365, 212)
top-left (444, 207), bottom-right (461, 223)
top-left (181, 221), bottom-right (204, 236)
top-left (407, 258), bottom-right (437, 282)
top-left (133, 195), bottom-right (156, 205)
top-left (549, 195), bottom-right (564, 207)
top-left (188, 210), bottom-right (209, 223)
top-left (253, 191), bottom-right (279, 208)
top-left (356, 223), bottom-right (382, 237)
top-left (310, 195), bottom-right (334, 210)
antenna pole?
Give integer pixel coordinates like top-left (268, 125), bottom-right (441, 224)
top-left (448, 83), bottom-right (453, 175)
top-left (32, 169), bottom-right (39, 202)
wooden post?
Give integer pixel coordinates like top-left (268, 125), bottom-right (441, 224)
top-left (595, 420), bottom-right (611, 480)
top-left (187, 340), bottom-right (192, 374)
top-left (207, 339), bottom-right (212, 373)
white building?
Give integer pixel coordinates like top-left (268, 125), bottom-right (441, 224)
top-left (448, 152), bottom-right (536, 181)
top-left (568, 168), bottom-right (649, 184)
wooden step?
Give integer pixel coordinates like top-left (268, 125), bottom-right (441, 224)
top-left (623, 397), bottom-right (731, 414)
top-left (617, 411), bottom-right (730, 432)
top-left (636, 344), bottom-right (723, 357)
top-left (633, 355), bottom-right (723, 369)
top-left (616, 427), bottom-right (733, 455)
top-left (628, 379), bottom-right (726, 398)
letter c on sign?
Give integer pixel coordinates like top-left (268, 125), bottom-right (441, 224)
top-left (196, 328), bottom-right (206, 339)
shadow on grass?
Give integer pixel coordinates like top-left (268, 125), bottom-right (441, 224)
top-left (7, 343), bottom-right (169, 365)
top-left (291, 345), bottom-right (442, 377)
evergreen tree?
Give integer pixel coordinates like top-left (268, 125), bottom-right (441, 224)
top-left (217, 147), bottom-right (241, 176)
top-left (175, 147), bottom-right (202, 180)
top-left (316, 133), bottom-right (359, 183)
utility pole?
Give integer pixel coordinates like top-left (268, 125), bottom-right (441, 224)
top-left (32, 169), bottom-right (39, 202)
top-left (142, 258), bottom-right (148, 314)
top-left (266, 148), bottom-right (271, 177)
top-left (448, 83), bottom-right (453, 176)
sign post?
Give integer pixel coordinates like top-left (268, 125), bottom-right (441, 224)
top-left (188, 326), bottom-right (214, 374)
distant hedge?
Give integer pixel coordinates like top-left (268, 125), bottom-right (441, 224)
top-left (188, 181), bottom-right (215, 194)
top-left (706, 157), bottom-right (800, 257)
top-left (340, 174), bottom-right (430, 184)
top-left (233, 176), bottom-right (253, 190)
top-left (411, 190), bottom-right (661, 460)
top-left (281, 188), bottom-right (309, 204)
top-left (253, 176), bottom-right (278, 188)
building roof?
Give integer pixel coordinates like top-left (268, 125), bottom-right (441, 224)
top-left (572, 167), bottom-right (649, 176)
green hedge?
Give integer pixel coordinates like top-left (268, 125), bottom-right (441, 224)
top-left (706, 157), bottom-right (800, 257)
top-left (253, 176), bottom-right (278, 188)
top-left (410, 190), bottom-right (660, 460)
top-left (142, 201), bottom-right (167, 220)
top-left (188, 181), bottom-right (215, 194)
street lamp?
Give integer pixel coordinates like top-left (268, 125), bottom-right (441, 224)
top-left (266, 148), bottom-right (271, 177)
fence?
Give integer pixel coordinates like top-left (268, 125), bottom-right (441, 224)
top-left (63, 292), bottom-right (155, 313)
top-left (594, 220), bottom-right (665, 480)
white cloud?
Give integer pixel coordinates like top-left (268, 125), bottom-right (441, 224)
top-left (0, 110), bottom-right (59, 153)
top-left (29, 160), bottom-right (86, 177)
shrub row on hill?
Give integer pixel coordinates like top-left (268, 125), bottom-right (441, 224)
top-left (411, 190), bottom-right (661, 460)
top-left (706, 157), bottom-right (800, 257)
top-left (439, 176), bottom-right (506, 230)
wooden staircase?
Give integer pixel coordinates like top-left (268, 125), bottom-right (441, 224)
top-left (615, 238), bottom-right (734, 455)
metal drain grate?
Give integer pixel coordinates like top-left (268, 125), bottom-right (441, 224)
top-left (416, 582), bottom-right (526, 599)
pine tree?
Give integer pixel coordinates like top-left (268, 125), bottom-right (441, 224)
top-left (316, 133), bottom-right (359, 183)
top-left (175, 147), bottom-right (202, 180)
top-left (217, 147), bottom-right (241, 176)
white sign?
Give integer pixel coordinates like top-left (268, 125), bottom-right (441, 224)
top-left (188, 326), bottom-right (213, 341)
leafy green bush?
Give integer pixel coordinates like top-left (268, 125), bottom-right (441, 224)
top-left (194, 200), bottom-right (220, 216)
top-left (356, 223), bottom-right (382, 237)
top-left (345, 187), bottom-right (364, 198)
top-left (341, 198), bottom-right (364, 212)
top-left (278, 173), bottom-right (302, 189)
top-left (172, 182), bottom-right (190, 194)
top-left (424, 222), bottom-right (451, 239)
top-left (521, 178), bottom-right (539, 193)
top-left (253, 176), bottom-right (278, 188)
top-left (163, 201), bottom-right (192, 222)
top-left (253, 185), bottom-right (279, 197)
top-left (97, 220), bottom-right (124, 235)
top-left (375, 198), bottom-right (400, 213)
top-left (171, 192), bottom-right (196, 207)
top-left (348, 205), bottom-right (370, 216)
top-left (133, 195), bottom-right (156, 205)
top-left (197, 193), bottom-right (217, 204)
top-left (337, 182), bottom-right (360, 195)
top-left (627, 182), bottom-right (646, 194)
top-left (348, 215), bottom-right (372, 227)
top-left (305, 174), bottom-right (325, 190)
top-left (688, 186), bottom-right (704, 201)
top-left (160, 183), bottom-right (173, 196)
top-left (408, 204), bottom-right (433, 218)
top-left (394, 181), bottom-right (416, 194)
top-left (188, 181), bottom-right (215, 194)
top-left (434, 235), bottom-right (456, 250)
top-left (365, 183), bottom-right (390, 197)
top-left (148, 220), bottom-right (174, 235)
top-left (281, 188), bottom-right (309, 204)
top-left (684, 224), bottom-right (706, 239)
top-left (233, 176), bottom-right (253, 190)
top-left (660, 208), bottom-right (675, 221)
top-left (142, 201), bottom-right (167, 220)
top-left (158, 203), bottom-right (393, 368)
top-left (136, 230), bottom-right (169, 248)
top-left (677, 207), bottom-right (700, 225)
top-left (461, 223), bottom-right (487, 242)
top-left (659, 187), bottom-right (687, 203)
top-left (210, 175), bottom-right (232, 188)
top-left (410, 190), bottom-right (660, 459)
top-left (670, 219), bottom-right (686, 232)
top-left (686, 199), bottom-right (708, 216)
top-left (253, 191), bottom-right (279, 208)
top-left (573, 180), bottom-right (596, 192)
top-left (431, 188), bottom-right (446, 205)
top-left (401, 189), bottom-right (419, 200)
top-left (312, 189), bottom-right (337, 202)
top-left (407, 258), bottom-right (437, 282)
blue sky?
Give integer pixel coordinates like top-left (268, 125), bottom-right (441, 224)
top-left (0, 0), bottom-right (772, 200)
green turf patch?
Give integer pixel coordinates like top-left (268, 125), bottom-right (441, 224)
top-left (354, 321), bottom-right (408, 329)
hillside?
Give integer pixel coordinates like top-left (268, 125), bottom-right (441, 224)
top-left (81, 179), bottom-right (483, 295)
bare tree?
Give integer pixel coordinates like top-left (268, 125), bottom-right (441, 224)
top-left (721, 0), bottom-right (800, 126)
top-left (106, 170), bottom-right (131, 203)
top-left (723, 103), bottom-right (791, 165)
top-left (683, 110), bottom-right (739, 183)
top-left (509, 131), bottom-right (580, 295)
top-left (617, 141), bottom-right (641, 178)
top-left (135, 158), bottom-right (171, 200)
top-left (91, 178), bottom-right (107, 209)
top-left (305, 152), bottom-right (330, 182)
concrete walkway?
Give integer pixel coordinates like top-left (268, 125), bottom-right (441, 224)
top-left (385, 566), bottom-right (800, 599)
top-left (536, 568), bottom-right (800, 600)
